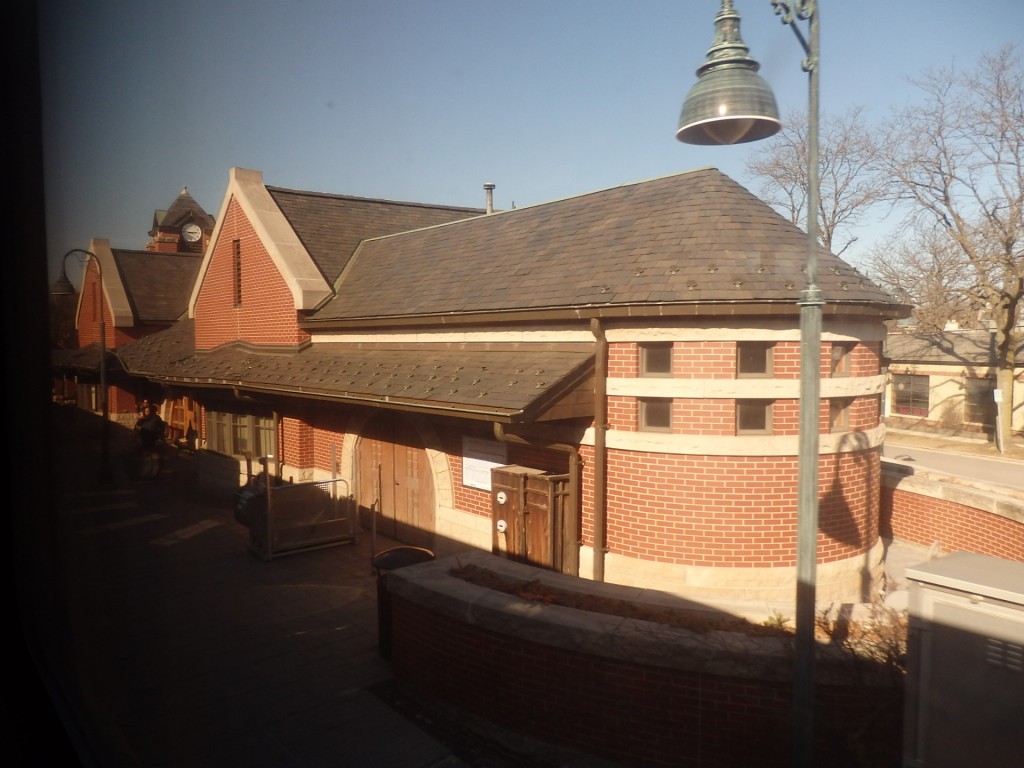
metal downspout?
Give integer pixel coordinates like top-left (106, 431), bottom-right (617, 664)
top-left (590, 318), bottom-right (608, 583)
top-left (272, 410), bottom-right (280, 481)
top-left (265, 410), bottom-right (282, 561)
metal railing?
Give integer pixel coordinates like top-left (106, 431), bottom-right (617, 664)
top-left (237, 472), bottom-right (355, 561)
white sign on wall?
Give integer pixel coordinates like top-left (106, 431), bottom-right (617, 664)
top-left (462, 436), bottom-right (508, 491)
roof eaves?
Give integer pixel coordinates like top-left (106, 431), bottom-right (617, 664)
top-left (233, 384), bottom-right (526, 423)
top-left (302, 299), bottom-right (908, 331)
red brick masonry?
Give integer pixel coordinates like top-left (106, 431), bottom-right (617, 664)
top-left (387, 551), bottom-right (903, 767)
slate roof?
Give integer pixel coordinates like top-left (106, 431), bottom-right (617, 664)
top-left (51, 344), bottom-right (115, 373)
top-left (267, 187), bottom-right (485, 283)
top-left (309, 167), bottom-right (901, 325)
top-left (885, 330), bottom-right (1024, 367)
top-left (113, 249), bottom-right (203, 324)
top-left (116, 320), bottom-right (593, 422)
top-left (105, 168), bottom-right (910, 421)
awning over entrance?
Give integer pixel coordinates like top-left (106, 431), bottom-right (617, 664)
top-left (114, 320), bottom-right (595, 423)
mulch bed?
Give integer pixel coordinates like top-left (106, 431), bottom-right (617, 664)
top-left (449, 562), bottom-right (794, 638)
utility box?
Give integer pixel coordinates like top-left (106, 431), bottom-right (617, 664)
top-left (491, 465), bottom-right (551, 568)
top-left (490, 464), bottom-right (578, 575)
top-left (902, 552), bottom-right (1024, 767)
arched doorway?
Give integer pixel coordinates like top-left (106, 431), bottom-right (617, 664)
top-left (356, 411), bottom-right (436, 550)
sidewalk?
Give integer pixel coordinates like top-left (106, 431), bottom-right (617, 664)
top-left (24, 408), bottom-right (549, 768)
top-left (885, 426), bottom-right (1024, 461)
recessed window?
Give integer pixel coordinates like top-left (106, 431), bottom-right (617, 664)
top-left (831, 342), bottom-right (854, 377)
top-left (232, 239), bottom-right (242, 307)
top-left (639, 398), bottom-right (672, 432)
top-left (892, 374), bottom-right (929, 417)
top-left (830, 398), bottom-right (852, 432)
top-left (736, 400), bottom-right (773, 434)
top-left (639, 342), bottom-right (673, 377)
top-left (964, 377), bottom-right (996, 426)
top-left (737, 342), bottom-right (774, 377)
top-left (207, 411), bottom-right (274, 458)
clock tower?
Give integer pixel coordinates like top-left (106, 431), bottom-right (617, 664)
top-left (146, 187), bottom-right (214, 253)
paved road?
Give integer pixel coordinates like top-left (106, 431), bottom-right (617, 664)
top-left (883, 440), bottom-right (1024, 495)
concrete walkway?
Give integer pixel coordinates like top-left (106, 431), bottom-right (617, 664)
top-left (22, 409), bottom-right (522, 767)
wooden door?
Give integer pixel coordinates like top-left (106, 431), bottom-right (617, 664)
top-left (357, 412), bottom-right (435, 550)
top-left (163, 395), bottom-right (201, 448)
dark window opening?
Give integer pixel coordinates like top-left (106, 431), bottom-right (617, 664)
top-left (831, 342), bottom-right (854, 377)
top-left (232, 240), bottom-right (242, 307)
top-left (640, 342), bottom-right (673, 377)
top-left (964, 378), bottom-right (996, 426)
top-left (639, 398), bottom-right (672, 432)
top-left (737, 342), bottom-right (774, 377)
top-left (737, 400), bottom-right (773, 434)
top-left (830, 398), bottom-right (852, 432)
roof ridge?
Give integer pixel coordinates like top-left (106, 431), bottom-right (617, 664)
top-left (266, 185), bottom-right (486, 213)
top-left (113, 248), bottom-right (203, 258)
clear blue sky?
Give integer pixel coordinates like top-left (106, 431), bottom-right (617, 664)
top-left (40, 1), bottom-right (1023, 285)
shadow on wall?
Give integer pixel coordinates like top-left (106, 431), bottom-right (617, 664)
top-left (820, 430), bottom-right (877, 602)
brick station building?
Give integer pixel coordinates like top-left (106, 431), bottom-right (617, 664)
top-left (67, 165), bottom-right (909, 604)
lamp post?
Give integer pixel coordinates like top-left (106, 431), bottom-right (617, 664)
top-left (62, 248), bottom-right (111, 484)
top-left (676, 2), bottom-right (820, 766)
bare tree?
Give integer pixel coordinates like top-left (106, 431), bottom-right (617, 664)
top-left (864, 224), bottom-right (979, 333)
top-left (875, 44), bottom-right (1023, 443)
top-left (744, 105), bottom-right (888, 258)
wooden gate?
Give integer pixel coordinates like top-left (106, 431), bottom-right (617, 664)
top-left (491, 465), bottom-right (574, 574)
top-left (356, 412), bottom-right (435, 550)
top-left (161, 395), bottom-right (201, 449)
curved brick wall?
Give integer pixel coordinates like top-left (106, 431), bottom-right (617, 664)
top-left (599, 449), bottom-right (880, 568)
top-left (880, 466), bottom-right (1024, 561)
top-left (387, 551), bottom-right (901, 768)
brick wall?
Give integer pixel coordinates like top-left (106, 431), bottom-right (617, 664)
top-left (281, 417), bottom-right (313, 477)
top-left (673, 340), bottom-right (736, 378)
top-left (311, 410), bottom-right (352, 473)
top-left (592, 448), bottom-right (878, 567)
top-left (388, 577), bottom-right (900, 767)
top-left (194, 199), bottom-right (309, 349)
top-left (880, 474), bottom-right (1024, 561)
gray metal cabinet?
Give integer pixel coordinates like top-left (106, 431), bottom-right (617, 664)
top-left (903, 552), bottom-right (1024, 767)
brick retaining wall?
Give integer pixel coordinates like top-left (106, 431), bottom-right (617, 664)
top-left (387, 551), bottom-right (902, 767)
top-left (385, 468), bottom-right (1021, 767)
top-left (880, 465), bottom-right (1024, 561)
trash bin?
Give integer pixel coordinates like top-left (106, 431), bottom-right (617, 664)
top-left (371, 545), bottom-right (435, 659)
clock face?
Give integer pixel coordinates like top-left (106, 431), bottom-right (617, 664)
top-left (182, 223), bottom-right (202, 242)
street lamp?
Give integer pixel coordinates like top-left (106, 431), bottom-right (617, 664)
top-left (62, 248), bottom-right (111, 483)
top-left (676, 2), bottom-right (820, 766)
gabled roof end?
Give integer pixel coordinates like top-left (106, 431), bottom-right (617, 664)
top-left (231, 167), bottom-right (264, 185)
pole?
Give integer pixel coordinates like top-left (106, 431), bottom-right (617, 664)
top-left (791, 4), bottom-right (821, 767)
top-left (993, 386), bottom-right (1004, 453)
top-left (677, 3), bottom-right (823, 762)
top-left (99, 297), bottom-right (110, 484)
